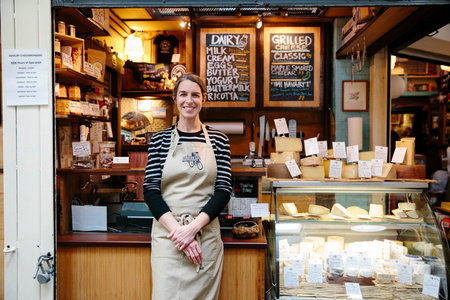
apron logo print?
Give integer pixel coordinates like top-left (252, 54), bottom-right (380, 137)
top-left (182, 152), bottom-right (204, 170)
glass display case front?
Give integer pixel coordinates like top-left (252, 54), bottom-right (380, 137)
top-left (268, 180), bottom-right (449, 300)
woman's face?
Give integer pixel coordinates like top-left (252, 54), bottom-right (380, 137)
top-left (174, 79), bottom-right (204, 120)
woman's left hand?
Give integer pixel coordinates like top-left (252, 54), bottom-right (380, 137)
top-left (168, 224), bottom-right (198, 250)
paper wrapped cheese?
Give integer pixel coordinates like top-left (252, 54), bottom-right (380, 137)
top-left (270, 151), bottom-right (300, 164)
top-left (300, 156), bottom-right (323, 166)
top-left (275, 137), bottom-right (302, 152)
top-left (300, 166), bottom-right (325, 179)
top-left (396, 137), bottom-right (415, 165)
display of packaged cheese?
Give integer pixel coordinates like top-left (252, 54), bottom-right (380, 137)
top-left (359, 151), bottom-right (375, 161)
top-left (397, 137), bottom-right (416, 166)
top-left (300, 166), bottom-right (325, 179)
top-left (330, 203), bottom-right (352, 218)
top-left (300, 156), bottom-right (323, 166)
top-left (342, 164), bottom-right (358, 178)
top-left (274, 137), bottom-right (302, 152)
top-left (267, 163), bottom-right (292, 179)
top-left (308, 204), bottom-right (330, 215)
top-left (394, 164), bottom-right (426, 179)
top-left (270, 151), bottom-right (300, 164)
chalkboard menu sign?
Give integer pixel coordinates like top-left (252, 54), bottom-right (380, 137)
top-left (264, 27), bottom-right (321, 108)
top-left (200, 28), bottom-right (255, 108)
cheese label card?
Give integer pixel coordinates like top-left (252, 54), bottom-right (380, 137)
top-left (333, 142), bottom-right (346, 159)
top-left (285, 159), bottom-right (301, 177)
top-left (113, 157), bottom-right (129, 164)
top-left (397, 264), bottom-right (413, 285)
top-left (304, 137), bottom-right (319, 156)
top-left (307, 260), bottom-right (323, 283)
top-left (371, 159), bottom-right (383, 177)
top-left (251, 203), bottom-right (269, 218)
top-left (72, 141), bottom-right (91, 157)
top-left (284, 267), bottom-right (300, 287)
top-left (346, 145), bottom-right (359, 163)
top-left (274, 118), bottom-right (289, 135)
top-left (279, 239), bottom-right (290, 259)
top-left (422, 274), bottom-right (440, 298)
top-left (318, 141), bottom-right (328, 158)
top-left (358, 160), bottom-right (372, 178)
top-left (290, 257), bottom-right (305, 277)
top-left (375, 145), bottom-right (388, 163)
top-left (391, 147), bottom-right (407, 163)
top-left (328, 254), bottom-right (343, 271)
top-left (329, 160), bottom-right (343, 178)
top-left (345, 282), bottom-right (363, 300)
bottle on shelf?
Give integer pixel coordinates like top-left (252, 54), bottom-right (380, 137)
top-left (55, 38), bottom-right (62, 68)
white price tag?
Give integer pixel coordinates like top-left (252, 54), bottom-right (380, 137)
top-left (345, 282), bottom-right (363, 299)
top-left (80, 101), bottom-right (90, 115)
top-left (307, 260), bottom-right (323, 283)
top-left (72, 141), bottom-right (91, 157)
top-left (284, 267), bottom-right (299, 287)
top-left (318, 141), bottom-right (328, 158)
top-left (371, 159), bottom-right (383, 177)
top-left (69, 101), bottom-right (82, 115)
top-left (358, 160), bottom-right (372, 178)
top-left (329, 160), bottom-right (343, 178)
top-left (113, 157), bottom-right (129, 164)
top-left (89, 102), bottom-right (100, 116)
top-left (290, 257), bottom-right (305, 278)
top-left (346, 145), bottom-right (359, 163)
top-left (328, 254), bottom-right (343, 271)
top-left (285, 159), bottom-right (301, 178)
top-left (422, 274), bottom-right (440, 298)
top-left (250, 203), bottom-right (269, 218)
top-left (397, 264), bottom-right (413, 285)
top-left (332, 142), bottom-right (346, 159)
top-left (279, 239), bottom-right (290, 259)
top-left (392, 147), bottom-right (407, 163)
top-left (274, 118), bottom-right (289, 135)
top-left (304, 137), bottom-right (319, 156)
top-left (375, 145), bottom-right (388, 163)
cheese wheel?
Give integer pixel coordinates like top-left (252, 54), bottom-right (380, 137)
top-left (369, 204), bottom-right (384, 218)
top-left (300, 166), bottom-right (325, 179)
top-left (270, 151), bottom-right (300, 164)
top-left (308, 204), bottom-right (330, 215)
top-left (394, 164), bottom-right (426, 179)
top-left (267, 163), bottom-right (292, 179)
top-left (342, 165), bottom-right (358, 178)
top-left (331, 203), bottom-right (352, 218)
top-left (346, 206), bottom-right (369, 217)
top-left (300, 156), bottom-right (323, 166)
top-left (275, 137), bottom-right (302, 152)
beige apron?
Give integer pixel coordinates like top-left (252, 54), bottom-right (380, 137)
top-left (151, 124), bottom-right (223, 300)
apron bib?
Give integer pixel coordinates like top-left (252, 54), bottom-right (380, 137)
top-left (151, 124), bottom-right (223, 300)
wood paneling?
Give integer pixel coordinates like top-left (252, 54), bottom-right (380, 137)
top-left (57, 246), bottom-right (265, 300)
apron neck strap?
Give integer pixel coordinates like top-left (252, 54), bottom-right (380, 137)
top-left (169, 123), bottom-right (213, 156)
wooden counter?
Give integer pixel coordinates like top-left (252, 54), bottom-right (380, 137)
top-left (57, 231), bottom-right (267, 300)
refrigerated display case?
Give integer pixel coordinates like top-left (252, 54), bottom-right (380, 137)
top-left (267, 180), bottom-right (449, 299)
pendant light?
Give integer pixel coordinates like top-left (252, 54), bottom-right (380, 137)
top-left (124, 31), bottom-right (144, 62)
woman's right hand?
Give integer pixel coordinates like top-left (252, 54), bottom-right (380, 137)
top-left (181, 239), bottom-right (202, 265)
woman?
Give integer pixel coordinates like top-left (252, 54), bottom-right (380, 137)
top-left (143, 73), bottom-right (232, 299)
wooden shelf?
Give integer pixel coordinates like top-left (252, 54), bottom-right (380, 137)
top-left (121, 89), bottom-right (173, 99)
top-left (336, 7), bottom-right (418, 59)
top-left (55, 8), bottom-right (110, 37)
top-left (56, 68), bottom-right (108, 88)
top-left (56, 114), bottom-right (110, 123)
top-left (121, 144), bottom-right (148, 152)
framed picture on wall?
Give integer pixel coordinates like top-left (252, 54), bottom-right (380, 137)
top-left (199, 28), bottom-right (256, 108)
top-left (342, 80), bottom-right (368, 111)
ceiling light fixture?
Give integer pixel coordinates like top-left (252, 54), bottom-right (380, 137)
top-left (124, 31), bottom-right (144, 62)
top-left (256, 14), bottom-right (263, 29)
top-left (180, 16), bottom-right (191, 30)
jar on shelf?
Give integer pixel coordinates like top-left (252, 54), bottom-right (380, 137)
top-left (54, 38), bottom-right (61, 68)
top-left (68, 84), bottom-right (81, 101)
top-left (56, 83), bottom-right (70, 115)
top-left (57, 21), bottom-right (66, 35)
top-left (67, 24), bottom-right (76, 37)
top-left (99, 141), bottom-right (116, 168)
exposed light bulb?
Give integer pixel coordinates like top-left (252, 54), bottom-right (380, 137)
top-left (256, 15), bottom-right (263, 29)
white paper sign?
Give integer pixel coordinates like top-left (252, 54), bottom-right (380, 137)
top-left (328, 254), bottom-right (343, 271)
top-left (332, 142), bottom-right (346, 159)
top-left (113, 157), bottom-right (129, 164)
top-left (153, 107), bottom-right (167, 118)
top-left (251, 203), bottom-right (269, 218)
top-left (279, 239), bottom-right (290, 259)
top-left (318, 141), bottom-right (328, 158)
top-left (285, 159), bottom-right (301, 178)
top-left (422, 274), bottom-right (440, 298)
top-left (230, 197), bottom-right (257, 217)
top-left (371, 159), bottom-right (383, 177)
top-left (72, 141), bottom-right (91, 157)
top-left (284, 267), bottom-right (299, 287)
top-left (290, 257), bottom-right (305, 278)
top-left (358, 161), bottom-right (372, 178)
top-left (274, 118), bottom-right (289, 135)
top-left (397, 264), bottom-right (413, 285)
top-left (346, 145), bottom-right (359, 163)
top-left (375, 145), bottom-right (388, 163)
top-left (329, 160), bottom-right (343, 178)
top-left (307, 260), bottom-right (323, 283)
top-left (171, 53), bottom-right (181, 63)
top-left (392, 147), bottom-right (407, 163)
top-left (3, 49), bottom-right (49, 106)
top-left (304, 137), bottom-right (319, 156)
top-left (345, 282), bottom-right (363, 299)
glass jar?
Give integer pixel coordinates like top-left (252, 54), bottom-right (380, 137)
top-left (67, 24), bottom-right (76, 37)
top-left (99, 141), bottom-right (116, 168)
top-left (54, 38), bottom-right (61, 68)
top-left (57, 21), bottom-right (66, 35)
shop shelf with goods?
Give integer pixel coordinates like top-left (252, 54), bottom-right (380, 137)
top-left (266, 180), bottom-right (449, 300)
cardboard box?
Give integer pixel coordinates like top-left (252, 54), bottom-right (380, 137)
top-left (86, 48), bottom-right (106, 81)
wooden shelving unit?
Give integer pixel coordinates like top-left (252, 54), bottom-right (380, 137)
top-left (55, 68), bottom-right (108, 88)
top-left (55, 8), bottom-right (110, 37)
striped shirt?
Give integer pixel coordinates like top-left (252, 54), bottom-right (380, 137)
top-left (143, 125), bottom-right (232, 220)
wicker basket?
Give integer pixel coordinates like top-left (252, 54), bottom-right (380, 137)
top-left (232, 220), bottom-right (259, 239)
